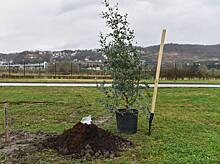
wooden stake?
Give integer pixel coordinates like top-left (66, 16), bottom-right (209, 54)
top-left (150, 29), bottom-right (166, 114)
top-left (3, 102), bottom-right (9, 142)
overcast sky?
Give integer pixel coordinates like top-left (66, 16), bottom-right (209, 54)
top-left (0, 0), bottom-right (220, 53)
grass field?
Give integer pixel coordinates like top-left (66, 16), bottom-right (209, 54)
top-left (1, 78), bottom-right (220, 84)
top-left (0, 87), bottom-right (219, 163)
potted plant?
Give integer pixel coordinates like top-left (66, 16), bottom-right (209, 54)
top-left (99, 0), bottom-right (149, 134)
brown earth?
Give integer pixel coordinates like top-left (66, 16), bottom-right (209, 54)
top-left (0, 130), bottom-right (52, 155)
top-left (0, 123), bottom-right (133, 162)
top-left (43, 122), bottom-right (133, 160)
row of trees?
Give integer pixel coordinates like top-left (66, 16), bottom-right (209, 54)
top-left (155, 65), bottom-right (220, 80)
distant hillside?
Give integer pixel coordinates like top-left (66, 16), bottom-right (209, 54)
top-left (1, 44), bottom-right (220, 65)
top-left (144, 43), bottom-right (220, 64)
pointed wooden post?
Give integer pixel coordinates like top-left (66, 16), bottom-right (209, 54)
top-left (149, 29), bottom-right (166, 135)
top-left (3, 102), bottom-right (9, 142)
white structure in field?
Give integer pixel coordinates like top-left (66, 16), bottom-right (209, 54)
top-left (0, 61), bottom-right (48, 69)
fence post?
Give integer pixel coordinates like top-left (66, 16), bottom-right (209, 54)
top-left (38, 63), bottom-right (41, 77)
top-left (54, 62), bottom-right (57, 77)
top-left (212, 69), bottom-right (215, 79)
top-left (23, 62), bottom-right (26, 77)
top-left (8, 62), bottom-right (11, 78)
top-left (174, 61), bottom-right (177, 80)
top-left (71, 62), bottom-right (73, 77)
top-left (3, 102), bottom-right (9, 142)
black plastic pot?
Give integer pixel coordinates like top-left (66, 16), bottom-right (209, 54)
top-left (115, 109), bottom-right (138, 134)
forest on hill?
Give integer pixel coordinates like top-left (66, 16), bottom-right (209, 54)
top-left (1, 43), bottom-right (220, 65)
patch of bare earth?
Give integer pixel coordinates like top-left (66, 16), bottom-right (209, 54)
top-left (0, 123), bottom-right (133, 162)
top-left (0, 130), bottom-right (54, 163)
top-left (0, 131), bottom-right (52, 155)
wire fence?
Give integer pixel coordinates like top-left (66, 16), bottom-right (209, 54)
top-left (0, 62), bottom-right (220, 80)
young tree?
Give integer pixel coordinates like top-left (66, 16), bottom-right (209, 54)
top-left (99, 0), bottom-right (147, 113)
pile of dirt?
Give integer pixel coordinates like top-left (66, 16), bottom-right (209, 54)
top-left (44, 122), bottom-right (133, 160)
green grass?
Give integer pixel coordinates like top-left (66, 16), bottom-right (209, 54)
top-left (0, 87), bottom-right (219, 163)
top-left (1, 78), bottom-right (220, 84)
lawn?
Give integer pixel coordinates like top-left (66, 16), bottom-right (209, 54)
top-left (0, 87), bottom-right (219, 163)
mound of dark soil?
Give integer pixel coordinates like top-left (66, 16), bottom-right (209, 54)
top-left (44, 122), bottom-right (133, 160)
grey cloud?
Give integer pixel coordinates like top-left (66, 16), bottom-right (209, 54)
top-left (60, 0), bottom-right (100, 14)
top-left (0, 0), bottom-right (219, 53)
